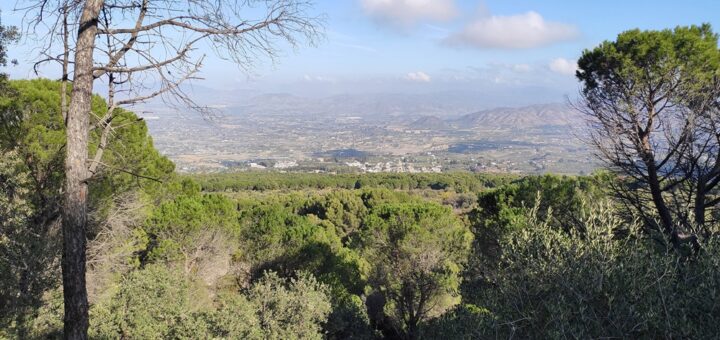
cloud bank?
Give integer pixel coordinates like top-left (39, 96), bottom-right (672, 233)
top-left (446, 11), bottom-right (579, 49)
top-left (360, 0), bottom-right (457, 26)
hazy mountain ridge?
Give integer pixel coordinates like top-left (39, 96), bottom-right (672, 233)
top-left (228, 92), bottom-right (485, 119)
top-left (453, 103), bottom-right (583, 129)
top-left (176, 90), bottom-right (576, 120)
top-left (395, 103), bottom-right (583, 130)
top-left (142, 88), bottom-right (581, 128)
top-left (408, 116), bottom-right (451, 130)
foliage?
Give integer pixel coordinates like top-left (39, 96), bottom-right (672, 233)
top-left (145, 192), bottom-right (240, 261)
top-left (90, 265), bottom-right (196, 339)
top-left (300, 189), bottom-right (368, 238)
top-left (462, 174), bottom-right (607, 301)
top-left (0, 152), bottom-right (58, 339)
top-left (193, 171), bottom-right (515, 193)
top-left (87, 104), bottom-right (176, 205)
top-left (359, 201), bottom-right (473, 339)
top-left (14, 165), bottom-right (720, 339)
top-left (419, 304), bottom-right (494, 340)
top-left (325, 293), bottom-right (377, 340)
top-left (0, 79), bottom-right (174, 206)
top-left (0, 79), bottom-right (175, 337)
top-left (91, 267), bottom-right (331, 340)
top-left (244, 271), bottom-right (332, 340)
top-left (474, 202), bottom-right (720, 338)
top-left (238, 200), bottom-right (368, 293)
top-left (0, 19), bottom-right (18, 68)
top-left (472, 174), bottom-right (606, 233)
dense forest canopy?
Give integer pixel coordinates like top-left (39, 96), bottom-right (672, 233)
top-left (3, 15), bottom-right (720, 340)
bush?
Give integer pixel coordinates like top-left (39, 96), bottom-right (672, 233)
top-left (91, 267), bottom-right (332, 339)
top-left (420, 304), bottom-right (494, 339)
top-left (463, 174), bottom-right (607, 303)
top-left (475, 202), bottom-right (720, 338)
top-left (325, 293), bottom-right (377, 340)
top-left (90, 265), bottom-right (195, 339)
top-left (246, 271), bottom-right (332, 340)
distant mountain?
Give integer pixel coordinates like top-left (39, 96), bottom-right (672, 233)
top-left (228, 92), bottom-right (496, 119)
top-left (454, 103), bottom-right (582, 129)
top-left (407, 116), bottom-right (450, 130)
top-left (235, 93), bottom-right (316, 115)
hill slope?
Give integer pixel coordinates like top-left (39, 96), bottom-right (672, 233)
top-left (454, 103), bottom-right (582, 129)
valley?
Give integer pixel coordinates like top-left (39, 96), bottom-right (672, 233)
top-left (142, 94), bottom-right (596, 174)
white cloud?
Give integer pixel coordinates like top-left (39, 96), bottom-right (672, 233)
top-left (446, 11), bottom-right (578, 49)
top-left (549, 58), bottom-right (577, 76)
top-left (360, 0), bottom-right (457, 26)
top-left (405, 71), bottom-right (431, 82)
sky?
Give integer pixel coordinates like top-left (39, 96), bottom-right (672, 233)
top-left (2, 0), bottom-right (720, 103)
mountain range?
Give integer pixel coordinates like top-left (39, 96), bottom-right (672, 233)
top-left (452, 103), bottom-right (583, 128)
top-left (399, 103), bottom-right (582, 131)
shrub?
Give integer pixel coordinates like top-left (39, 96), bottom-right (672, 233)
top-left (91, 267), bottom-right (332, 339)
top-left (475, 202), bottom-right (720, 338)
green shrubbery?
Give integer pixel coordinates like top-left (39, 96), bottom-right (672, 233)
top-left (436, 201), bottom-right (720, 339)
top-left (67, 170), bottom-right (471, 339)
top-left (91, 266), bottom-right (332, 339)
top-left (193, 171), bottom-right (515, 193)
top-left (6, 79), bottom-right (720, 340)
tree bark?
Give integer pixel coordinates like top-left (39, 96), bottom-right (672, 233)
top-left (62, 1), bottom-right (103, 339)
top-left (646, 159), bottom-right (674, 234)
top-left (641, 134), bottom-right (675, 236)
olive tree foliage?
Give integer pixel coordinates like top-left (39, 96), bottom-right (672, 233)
top-left (90, 267), bottom-right (332, 340)
top-left (461, 174), bottom-right (608, 305)
top-left (440, 201), bottom-right (720, 339)
top-left (576, 24), bottom-right (720, 251)
top-left (16, 0), bottom-right (323, 337)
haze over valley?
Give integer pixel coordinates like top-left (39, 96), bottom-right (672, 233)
top-left (142, 91), bottom-right (594, 174)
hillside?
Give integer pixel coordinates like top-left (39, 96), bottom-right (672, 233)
top-left (407, 115), bottom-right (451, 130)
top-left (454, 103), bottom-right (583, 128)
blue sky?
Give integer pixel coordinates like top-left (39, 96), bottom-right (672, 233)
top-left (3, 0), bottom-right (720, 102)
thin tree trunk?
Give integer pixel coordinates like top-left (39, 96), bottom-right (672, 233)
top-left (647, 160), bottom-right (674, 234)
top-left (62, 1), bottom-right (103, 339)
top-left (641, 135), bottom-right (675, 236)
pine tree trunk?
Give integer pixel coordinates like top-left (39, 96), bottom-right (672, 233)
top-left (62, 1), bottom-right (103, 339)
top-left (640, 132), bottom-right (674, 237)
